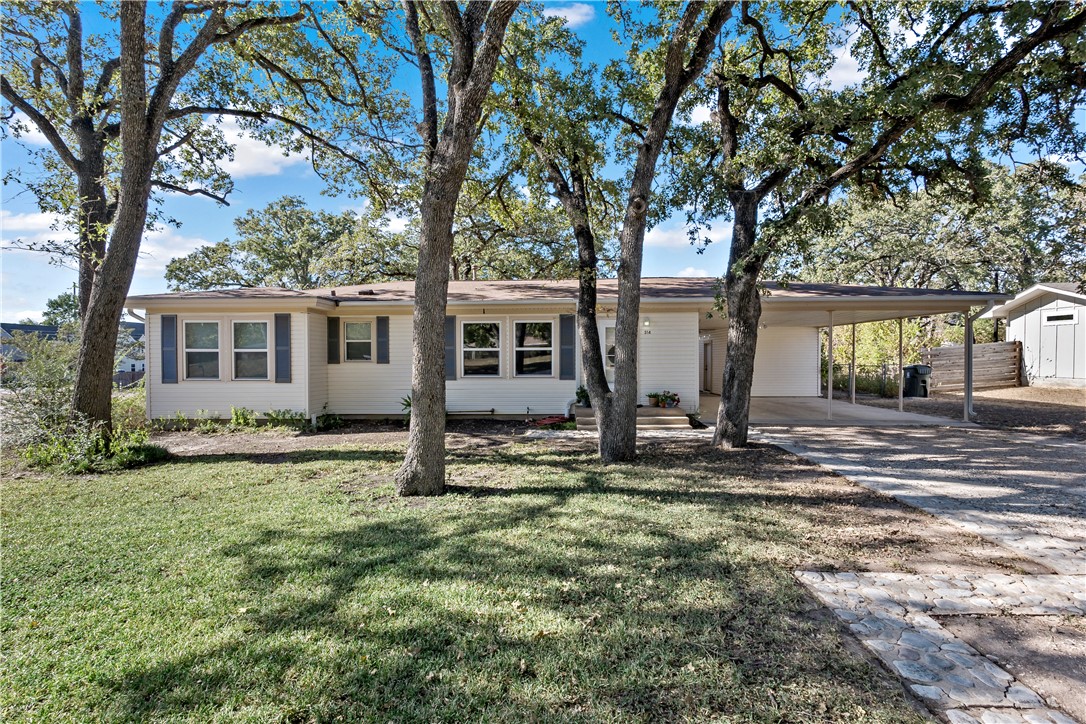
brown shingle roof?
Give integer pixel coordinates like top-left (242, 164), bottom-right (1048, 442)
top-left (126, 277), bottom-right (1005, 306)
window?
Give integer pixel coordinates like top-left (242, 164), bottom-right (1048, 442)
top-left (1043, 310), bottom-right (1078, 326)
top-left (233, 321), bottom-right (269, 379)
top-left (345, 321), bottom-right (372, 361)
top-left (514, 321), bottom-right (553, 376)
top-left (462, 321), bottom-right (501, 376)
top-left (184, 321), bottom-right (219, 379)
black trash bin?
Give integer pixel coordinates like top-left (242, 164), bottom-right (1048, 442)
top-left (902, 364), bottom-right (932, 398)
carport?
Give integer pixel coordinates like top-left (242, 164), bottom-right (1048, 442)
top-left (699, 284), bottom-right (1010, 425)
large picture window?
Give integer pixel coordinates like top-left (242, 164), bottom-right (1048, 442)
top-left (462, 321), bottom-right (501, 376)
top-left (514, 321), bottom-right (553, 376)
top-left (345, 321), bottom-right (373, 361)
top-left (233, 321), bottom-right (269, 379)
top-left (184, 321), bottom-right (219, 379)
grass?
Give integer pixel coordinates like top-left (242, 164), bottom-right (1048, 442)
top-left (2, 436), bottom-right (926, 722)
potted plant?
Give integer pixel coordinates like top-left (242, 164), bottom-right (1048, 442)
top-left (647, 392), bottom-right (662, 407)
top-left (660, 390), bottom-right (681, 408)
top-left (575, 385), bottom-right (591, 408)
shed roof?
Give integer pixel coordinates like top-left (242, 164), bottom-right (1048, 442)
top-left (982, 282), bottom-right (1086, 319)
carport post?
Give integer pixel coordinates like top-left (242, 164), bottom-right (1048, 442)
top-left (897, 318), bottom-right (904, 413)
top-left (850, 323), bottom-right (856, 405)
top-left (964, 310), bottom-right (974, 422)
top-left (827, 311), bottom-right (834, 420)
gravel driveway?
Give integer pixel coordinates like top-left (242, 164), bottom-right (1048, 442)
top-left (758, 426), bottom-right (1086, 575)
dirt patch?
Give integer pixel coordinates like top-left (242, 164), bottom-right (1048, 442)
top-left (153, 419), bottom-right (535, 458)
top-left (941, 615), bottom-right (1086, 722)
top-left (851, 386), bottom-right (1086, 440)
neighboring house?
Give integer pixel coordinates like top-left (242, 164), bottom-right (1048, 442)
top-left (1, 323), bottom-right (60, 362)
top-left (984, 282), bottom-right (1086, 387)
top-left (125, 278), bottom-right (1003, 421)
top-left (1, 321), bottom-right (147, 381)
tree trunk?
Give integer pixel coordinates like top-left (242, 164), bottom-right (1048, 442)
top-left (74, 155), bottom-right (111, 321)
top-left (713, 196), bottom-right (765, 448)
top-left (70, 1), bottom-right (159, 432)
top-left (394, 1), bottom-right (519, 496)
top-left (395, 178), bottom-right (458, 497)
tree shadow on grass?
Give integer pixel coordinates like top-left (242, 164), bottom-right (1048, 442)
top-left (101, 444), bottom-right (928, 722)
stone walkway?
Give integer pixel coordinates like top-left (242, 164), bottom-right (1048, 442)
top-left (768, 426), bottom-right (1086, 723)
top-left (756, 427), bottom-right (1086, 575)
top-left (798, 572), bottom-right (1080, 723)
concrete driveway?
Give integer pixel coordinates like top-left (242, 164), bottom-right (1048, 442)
top-left (756, 426), bottom-right (1086, 575)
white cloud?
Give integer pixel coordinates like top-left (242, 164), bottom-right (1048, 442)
top-left (542, 2), bottom-right (595, 28)
top-left (384, 213), bottom-right (411, 233)
top-left (689, 104), bottom-right (713, 125)
top-left (135, 228), bottom-right (212, 276)
top-left (0, 209), bottom-right (68, 251)
top-left (645, 224), bottom-right (695, 249)
top-left (5, 309), bottom-right (43, 322)
top-left (676, 266), bottom-right (709, 278)
top-left (826, 34), bottom-right (865, 90)
top-left (5, 111), bottom-right (50, 146)
top-left (203, 118), bottom-right (307, 179)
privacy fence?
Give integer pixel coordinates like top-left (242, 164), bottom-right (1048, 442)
top-left (921, 341), bottom-right (1021, 391)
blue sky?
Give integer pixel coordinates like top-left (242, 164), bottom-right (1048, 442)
top-left (2, 2), bottom-right (1076, 321)
top-left (0, 2), bottom-right (739, 321)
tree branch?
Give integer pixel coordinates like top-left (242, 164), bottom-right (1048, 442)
top-left (0, 76), bottom-right (81, 171)
top-left (151, 179), bottom-right (230, 204)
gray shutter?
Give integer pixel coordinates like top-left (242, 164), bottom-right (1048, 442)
top-left (161, 314), bottom-right (178, 383)
top-left (444, 315), bottom-right (457, 380)
top-left (559, 314), bottom-right (576, 380)
top-left (376, 316), bottom-right (389, 364)
top-left (274, 313), bottom-right (291, 383)
top-left (327, 316), bottom-right (340, 364)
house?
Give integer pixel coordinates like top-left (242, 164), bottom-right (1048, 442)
top-left (1, 321), bottom-right (146, 383)
top-left (124, 278), bottom-right (1005, 423)
top-left (983, 282), bottom-right (1086, 387)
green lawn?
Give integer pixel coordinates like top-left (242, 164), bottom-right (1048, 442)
top-left (3, 435), bottom-right (925, 722)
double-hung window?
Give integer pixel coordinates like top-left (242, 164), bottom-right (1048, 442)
top-left (462, 321), bottom-right (501, 376)
top-left (514, 321), bottom-right (553, 376)
top-left (233, 321), bottom-right (269, 379)
top-left (345, 321), bottom-right (372, 361)
top-left (184, 321), bottom-right (219, 379)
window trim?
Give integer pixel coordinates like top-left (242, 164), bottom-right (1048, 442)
top-left (460, 319), bottom-right (503, 378)
top-left (183, 319), bottom-right (221, 381)
top-left (232, 319), bottom-right (270, 381)
top-left (1042, 309), bottom-right (1078, 326)
top-left (343, 318), bottom-right (375, 363)
top-left (512, 319), bottom-right (556, 378)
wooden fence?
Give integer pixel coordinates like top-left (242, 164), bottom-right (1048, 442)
top-left (921, 341), bottom-right (1021, 391)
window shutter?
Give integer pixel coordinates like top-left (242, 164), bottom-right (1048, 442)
top-left (376, 316), bottom-right (390, 364)
top-left (327, 316), bottom-right (340, 364)
top-left (444, 315), bottom-right (457, 380)
top-left (274, 313), bottom-right (291, 383)
top-left (559, 314), bottom-right (576, 380)
top-left (161, 314), bottom-right (178, 384)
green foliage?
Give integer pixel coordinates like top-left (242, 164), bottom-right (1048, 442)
top-left (1, 324), bottom-right (80, 449)
top-left (400, 396), bottom-right (412, 426)
top-left (312, 412), bottom-right (344, 432)
top-left (41, 291), bottom-right (80, 326)
top-left (229, 407), bottom-right (258, 429)
top-left (575, 385), bottom-right (591, 407)
top-left (265, 408), bottom-right (307, 430)
top-left (165, 196), bottom-right (359, 291)
top-left (20, 424), bottom-right (168, 474)
top-left (777, 164), bottom-right (1086, 295)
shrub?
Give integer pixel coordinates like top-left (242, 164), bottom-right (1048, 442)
top-left (312, 412), bottom-right (344, 432)
top-left (266, 408), bottom-right (307, 429)
top-left (20, 419), bottom-right (168, 474)
top-left (229, 406), bottom-right (257, 429)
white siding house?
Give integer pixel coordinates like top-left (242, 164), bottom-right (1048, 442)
top-left (987, 283), bottom-right (1086, 387)
top-left (127, 278), bottom-right (1005, 421)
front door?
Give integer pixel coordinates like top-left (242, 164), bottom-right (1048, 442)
top-left (701, 340), bottom-right (712, 391)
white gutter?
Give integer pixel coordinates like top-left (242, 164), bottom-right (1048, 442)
top-left (125, 308), bottom-right (146, 322)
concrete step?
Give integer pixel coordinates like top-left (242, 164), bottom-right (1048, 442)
top-left (575, 405), bottom-right (693, 431)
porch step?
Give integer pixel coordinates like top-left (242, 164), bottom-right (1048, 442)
top-left (574, 406), bottom-right (693, 432)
